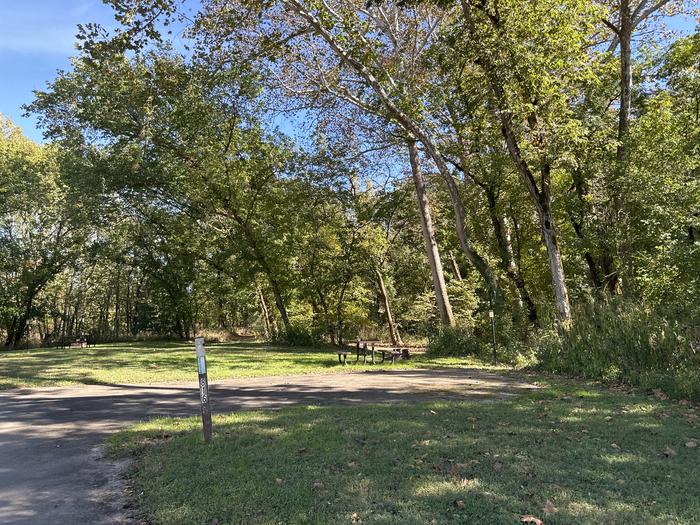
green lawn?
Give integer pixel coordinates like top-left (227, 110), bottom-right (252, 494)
top-left (0, 340), bottom-right (488, 389)
top-left (108, 383), bottom-right (700, 525)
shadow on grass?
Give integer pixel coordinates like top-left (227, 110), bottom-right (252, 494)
top-left (1, 340), bottom-right (485, 389)
top-left (107, 393), bottom-right (700, 525)
top-left (0, 341), bottom-right (353, 388)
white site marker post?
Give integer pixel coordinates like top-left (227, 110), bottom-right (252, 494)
top-left (489, 309), bottom-right (497, 365)
top-left (195, 336), bottom-right (213, 443)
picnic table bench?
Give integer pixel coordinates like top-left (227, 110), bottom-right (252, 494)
top-left (56, 334), bottom-right (95, 349)
top-left (335, 341), bottom-right (410, 365)
top-left (336, 349), bottom-right (350, 365)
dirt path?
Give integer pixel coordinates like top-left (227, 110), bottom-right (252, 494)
top-left (0, 368), bottom-right (537, 524)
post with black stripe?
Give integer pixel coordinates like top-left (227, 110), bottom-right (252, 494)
top-left (195, 336), bottom-right (213, 443)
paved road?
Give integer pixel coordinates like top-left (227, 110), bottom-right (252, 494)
top-left (0, 368), bottom-right (537, 524)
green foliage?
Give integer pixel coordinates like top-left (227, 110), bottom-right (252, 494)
top-left (5, 0), bottom-right (700, 409)
top-left (272, 323), bottom-right (326, 347)
top-left (426, 325), bottom-right (486, 357)
top-left (536, 301), bottom-right (700, 400)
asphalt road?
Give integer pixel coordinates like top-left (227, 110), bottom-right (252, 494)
top-left (0, 368), bottom-right (537, 524)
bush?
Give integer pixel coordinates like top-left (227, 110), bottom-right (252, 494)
top-left (535, 301), bottom-right (700, 400)
top-left (426, 326), bottom-right (488, 357)
top-left (271, 323), bottom-right (325, 347)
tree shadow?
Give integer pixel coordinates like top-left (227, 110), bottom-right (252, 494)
top-left (108, 395), bottom-right (700, 524)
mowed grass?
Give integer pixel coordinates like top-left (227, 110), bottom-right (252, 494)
top-left (0, 340), bottom-right (489, 389)
top-left (107, 384), bottom-right (700, 525)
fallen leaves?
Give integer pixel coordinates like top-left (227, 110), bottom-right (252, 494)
top-left (685, 440), bottom-right (697, 449)
top-left (543, 500), bottom-right (557, 516)
top-left (664, 446), bottom-right (677, 457)
top-left (347, 461), bottom-right (359, 469)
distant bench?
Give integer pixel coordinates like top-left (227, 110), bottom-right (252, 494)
top-left (335, 340), bottom-right (410, 365)
top-left (56, 335), bottom-right (95, 349)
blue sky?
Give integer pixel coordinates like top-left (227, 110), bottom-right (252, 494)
top-left (0, 0), bottom-right (117, 142)
top-left (1, 1), bottom-right (697, 144)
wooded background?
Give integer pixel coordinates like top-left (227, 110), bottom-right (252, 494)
top-left (1, 0), bottom-right (698, 394)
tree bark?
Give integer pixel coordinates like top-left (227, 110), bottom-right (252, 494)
top-left (481, 182), bottom-right (539, 326)
top-left (114, 265), bottom-right (121, 339)
top-left (448, 252), bottom-right (463, 281)
top-left (496, 111), bottom-right (571, 323)
top-left (256, 284), bottom-right (272, 338)
top-left (617, 0), bottom-right (633, 172)
top-left (497, 112), bottom-right (571, 323)
top-left (269, 278), bottom-right (290, 331)
top-left (408, 140), bottom-right (456, 327)
top-left (605, 0), bottom-right (633, 295)
top-left (375, 268), bottom-right (403, 345)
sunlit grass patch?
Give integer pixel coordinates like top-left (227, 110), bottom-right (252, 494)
top-left (0, 340), bottom-right (491, 389)
top-left (108, 388), bottom-right (700, 525)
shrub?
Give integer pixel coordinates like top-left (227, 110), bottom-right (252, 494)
top-left (534, 300), bottom-right (700, 400)
top-left (271, 323), bottom-right (325, 347)
top-left (426, 326), bottom-right (488, 357)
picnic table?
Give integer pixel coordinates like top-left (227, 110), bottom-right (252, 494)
top-left (335, 340), bottom-right (410, 365)
top-left (56, 334), bottom-right (95, 349)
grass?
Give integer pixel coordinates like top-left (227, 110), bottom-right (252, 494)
top-left (0, 339), bottom-right (491, 389)
top-left (107, 382), bottom-right (700, 525)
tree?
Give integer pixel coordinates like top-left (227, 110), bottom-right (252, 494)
top-left (0, 117), bottom-right (92, 347)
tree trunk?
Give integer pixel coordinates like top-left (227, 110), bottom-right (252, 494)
top-left (449, 252), bottom-right (463, 281)
top-left (230, 211), bottom-right (291, 331)
top-left (500, 115), bottom-right (571, 324)
top-left (114, 265), bottom-right (121, 339)
top-left (459, 0), bottom-right (571, 324)
top-left (375, 268), bottom-right (403, 345)
top-left (317, 290), bottom-right (335, 345)
top-left (270, 278), bottom-right (290, 331)
top-left (569, 169), bottom-right (604, 290)
top-left (6, 292), bottom-right (35, 349)
top-left (408, 140), bottom-right (456, 327)
top-left (126, 271), bottom-right (133, 335)
top-left (617, 0), bottom-right (632, 172)
top-left (600, 0), bottom-right (634, 296)
top-left (483, 184), bottom-right (539, 326)
top-left (499, 117), bottom-right (571, 324)
top-left (284, 0), bottom-right (500, 299)
top-left (256, 285), bottom-right (272, 338)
